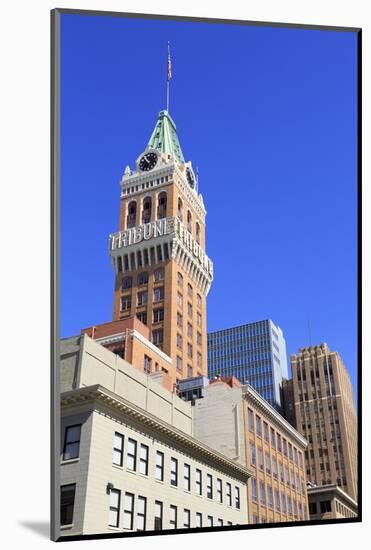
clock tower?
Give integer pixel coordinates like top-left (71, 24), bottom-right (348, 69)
top-left (109, 109), bottom-right (213, 385)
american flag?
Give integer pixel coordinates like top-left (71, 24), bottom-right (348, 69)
top-left (167, 43), bottom-right (172, 81)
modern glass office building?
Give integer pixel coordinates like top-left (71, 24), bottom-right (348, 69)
top-left (207, 320), bottom-right (288, 409)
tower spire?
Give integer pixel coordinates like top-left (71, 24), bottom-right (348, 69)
top-left (166, 42), bottom-right (172, 113)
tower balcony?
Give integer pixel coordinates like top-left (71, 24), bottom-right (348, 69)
top-left (109, 217), bottom-right (214, 295)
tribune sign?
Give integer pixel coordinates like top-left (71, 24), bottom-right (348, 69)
top-left (109, 217), bottom-right (213, 277)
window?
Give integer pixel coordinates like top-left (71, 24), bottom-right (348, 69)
top-left (289, 442), bottom-right (293, 461)
top-left (60, 484), bottom-right (76, 526)
top-left (122, 276), bottom-right (132, 289)
top-left (170, 505), bottom-right (177, 529)
top-left (197, 312), bottom-right (202, 327)
top-left (177, 333), bottom-right (183, 349)
top-left (139, 444), bottom-right (149, 475)
top-left (285, 466), bottom-right (290, 486)
top-left (187, 365), bottom-right (193, 378)
top-left (197, 293), bottom-right (202, 308)
top-left (195, 469), bottom-right (202, 495)
top-left (157, 192), bottom-right (167, 219)
top-left (258, 448), bottom-right (263, 470)
top-left (152, 329), bottom-right (163, 346)
top-left (270, 427), bottom-right (276, 448)
top-left (187, 343), bottom-right (193, 358)
top-left (127, 200), bottom-right (137, 228)
top-left (196, 223), bottom-right (200, 243)
top-left (177, 312), bottom-right (183, 327)
top-left (121, 295), bottom-right (131, 310)
top-left (156, 451), bottom-right (164, 481)
top-left (226, 482), bottom-right (232, 506)
top-left (184, 509), bottom-right (191, 528)
top-left (256, 415), bottom-right (261, 437)
top-left (277, 433), bottom-right (282, 452)
top-left (142, 197), bottom-right (152, 224)
top-left (123, 493), bottom-right (134, 530)
top-left (274, 489), bottom-right (280, 512)
top-left (153, 286), bottom-right (164, 301)
top-left (127, 438), bottom-right (137, 471)
top-left (154, 501), bottom-right (163, 530)
top-left (281, 494), bottom-right (286, 514)
top-left (187, 322), bottom-right (192, 338)
top-left (154, 267), bottom-right (164, 282)
top-left (176, 356), bottom-right (183, 373)
top-left (259, 481), bottom-right (265, 506)
top-left (217, 518), bottom-right (223, 526)
top-left (109, 489), bottom-right (121, 528)
top-left (187, 302), bottom-right (193, 317)
top-left (197, 352), bottom-right (202, 368)
top-left (235, 486), bottom-right (240, 509)
top-left (207, 515), bottom-right (213, 527)
top-left (265, 452), bottom-right (271, 474)
top-left (320, 500), bottom-right (332, 513)
top-left (207, 473), bottom-right (213, 499)
top-left (113, 432), bottom-right (124, 466)
top-left (216, 479), bottom-right (223, 503)
top-left (263, 421), bottom-right (269, 443)
top-left (195, 512), bottom-right (202, 528)
top-left (184, 463), bottom-right (191, 491)
top-left (248, 409), bottom-right (254, 432)
top-left (178, 198), bottom-right (183, 221)
top-left (288, 496), bottom-right (292, 515)
top-left (170, 457), bottom-right (178, 486)
top-left (272, 456), bottom-right (277, 478)
top-left (309, 502), bottom-right (317, 515)
top-left (137, 496), bottom-right (147, 531)
top-left (187, 210), bottom-right (192, 232)
top-left (283, 438), bottom-right (287, 456)
top-left (177, 272), bottom-right (183, 286)
top-left (251, 478), bottom-right (257, 502)
top-left (137, 272), bottom-right (148, 286)
top-left (153, 308), bottom-right (164, 323)
top-left (197, 331), bottom-right (202, 346)
top-left (137, 311), bottom-right (147, 325)
top-left (279, 462), bottom-right (284, 482)
top-left (63, 425), bottom-right (81, 460)
top-left (144, 355), bottom-right (152, 374)
top-left (177, 291), bottom-right (183, 307)
top-left (267, 485), bottom-right (273, 508)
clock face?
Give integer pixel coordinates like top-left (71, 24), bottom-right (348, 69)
top-left (139, 152), bottom-right (158, 172)
top-left (186, 167), bottom-right (195, 188)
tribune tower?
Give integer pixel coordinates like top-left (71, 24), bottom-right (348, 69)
top-left (108, 110), bottom-right (213, 385)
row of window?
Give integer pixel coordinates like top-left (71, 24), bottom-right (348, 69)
top-left (123, 176), bottom-right (169, 198)
top-left (251, 478), bottom-right (306, 518)
top-left (248, 409), bottom-right (304, 468)
top-left (109, 490), bottom-right (234, 531)
top-left (121, 286), bottom-right (164, 311)
top-left (249, 443), bottom-right (305, 494)
top-left (113, 432), bottom-right (241, 507)
top-left (122, 268), bottom-right (164, 289)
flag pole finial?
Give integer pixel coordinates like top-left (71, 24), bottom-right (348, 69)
top-left (166, 42), bottom-right (172, 113)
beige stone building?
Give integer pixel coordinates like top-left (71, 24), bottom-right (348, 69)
top-left (193, 376), bottom-right (309, 524)
top-left (108, 110), bottom-right (213, 387)
top-left (290, 343), bottom-right (357, 503)
top-left (307, 484), bottom-right (358, 520)
top-left (60, 336), bottom-right (251, 537)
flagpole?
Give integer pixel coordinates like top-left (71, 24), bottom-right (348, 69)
top-left (166, 42), bottom-right (170, 113)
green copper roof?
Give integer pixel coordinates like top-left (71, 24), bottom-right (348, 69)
top-left (146, 110), bottom-right (185, 163)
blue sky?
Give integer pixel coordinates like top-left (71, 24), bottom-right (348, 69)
top-left (60, 13), bottom-right (358, 399)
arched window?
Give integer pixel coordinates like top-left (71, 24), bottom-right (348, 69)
top-left (137, 272), bottom-right (149, 286)
top-left (142, 196), bottom-right (152, 224)
top-left (187, 210), bottom-right (192, 232)
top-left (178, 198), bottom-right (183, 222)
top-left (157, 192), bottom-right (167, 219)
top-left (196, 222), bottom-right (200, 243)
top-left (127, 201), bottom-right (137, 228)
top-left (122, 276), bottom-right (132, 290)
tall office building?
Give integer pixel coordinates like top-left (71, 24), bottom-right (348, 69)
top-left (291, 343), bottom-right (357, 502)
top-left (108, 109), bottom-right (213, 387)
top-left (207, 320), bottom-right (288, 409)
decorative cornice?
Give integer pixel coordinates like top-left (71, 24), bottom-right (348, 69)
top-left (61, 384), bottom-right (253, 483)
top-left (242, 383), bottom-right (308, 448)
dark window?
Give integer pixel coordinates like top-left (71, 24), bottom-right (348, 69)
top-left (153, 286), bottom-right (164, 302)
top-left (137, 311), bottom-right (147, 325)
top-left (195, 512), bottom-right (202, 528)
top-left (122, 276), bottom-right (132, 289)
top-left (157, 192), bottom-right (167, 219)
top-left (152, 329), bottom-right (163, 346)
top-left (123, 493), bottom-right (134, 530)
top-left (170, 457), bottom-right (178, 486)
top-left (154, 267), bottom-right (164, 282)
top-left (169, 505), bottom-right (177, 529)
top-left (121, 295), bottom-right (131, 310)
top-left (137, 272), bottom-right (149, 286)
top-left (207, 474), bottom-right (213, 499)
top-left (153, 308), bottom-right (164, 323)
top-left (235, 486), bottom-right (240, 509)
top-left (113, 432), bottom-right (124, 466)
top-left (139, 444), bottom-right (149, 475)
top-left (60, 484), bottom-right (76, 526)
top-left (320, 500), bottom-right (332, 513)
top-left (195, 469), bottom-right (202, 495)
top-left (309, 502), bottom-right (318, 515)
top-left (216, 479), bottom-right (223, 503)
top-left (137, 496), bottom-right (147, 531)
top-left (144, 355), bottom-right (152, 374)
top-left (156, 451), bottom-right (164, 481)
top-left (256, 415), bottom-right (261, 437)
top-left (137, 291), bottom-right (148, 306)
top-left (109, 489), bottom-right (121, 528)
top-left (263, 421), bottom-right (269, 443)
top-left (184, 463), bottom-right (191, 491)
top-left (127, 438), bottom-right (137, 471)
top-left (226, 482), bottom-right (232, 506)
top-left (184, 509), bottom-right (191, 528)
top-left (62, 425), bottom-right (81, 461)
top-left (154, 501), bottom-right (163, 530)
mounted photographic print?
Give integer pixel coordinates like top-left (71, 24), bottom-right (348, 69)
top-left (51, 8), bottom-right (361, 542)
